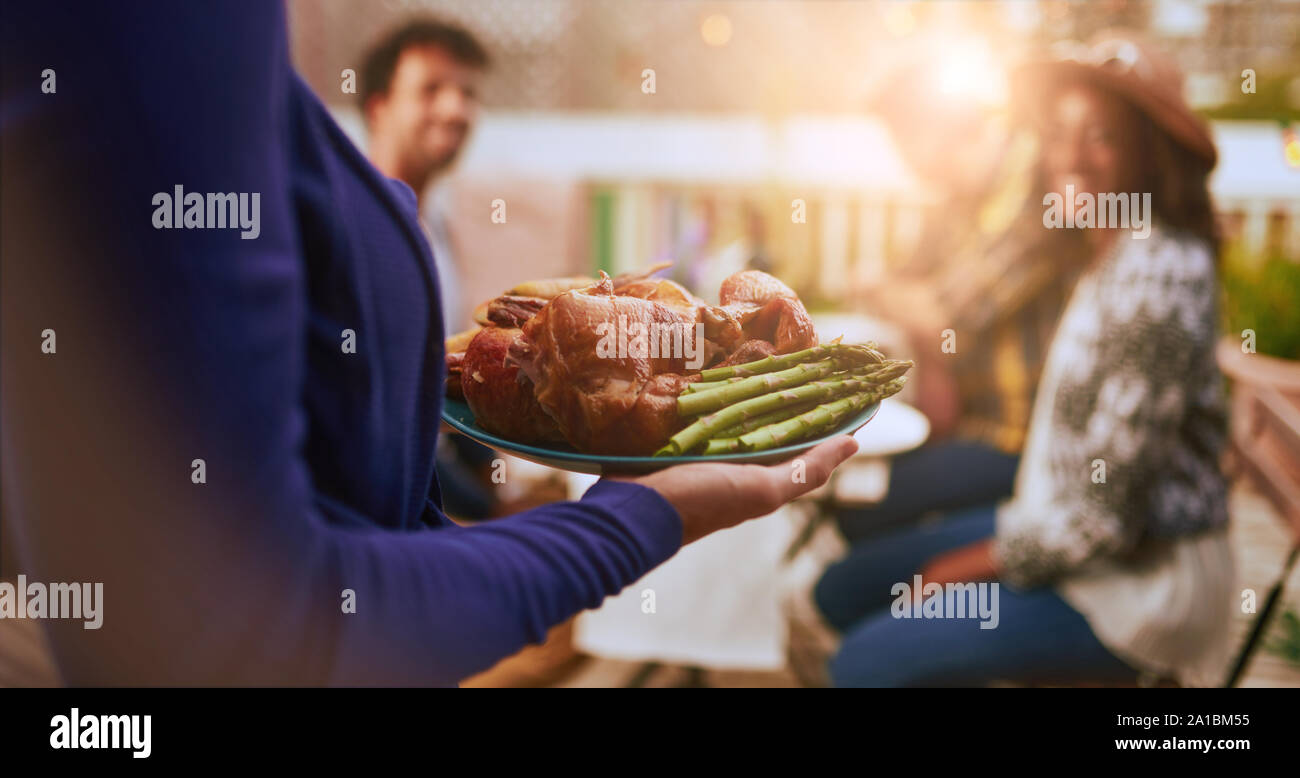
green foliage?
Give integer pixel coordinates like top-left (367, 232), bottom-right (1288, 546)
top-left (1264, 607), bottom-right (1300, 667)
top-left (1201, 75), bottom-right (1299, 122)
top-left (1220, 244), bottom-right (1300, 361)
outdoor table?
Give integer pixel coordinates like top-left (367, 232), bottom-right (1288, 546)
top-left (568, 398), bottom-right (930, 676)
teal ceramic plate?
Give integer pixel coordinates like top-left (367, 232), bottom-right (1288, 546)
top-left (441, 397), bottom-right (881, 475)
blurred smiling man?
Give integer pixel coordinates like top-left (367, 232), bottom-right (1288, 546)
top-left (359, 20), bottom-right (499, 521)
top-left (360, 19), bottom-right (487, 336)
top-left (361, 19), bottom-right (487, 201)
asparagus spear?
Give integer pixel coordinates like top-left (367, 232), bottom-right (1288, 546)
top-left (680, 355), bottom-right (910, 417)
top-left (677, 357), bottom-right (842, 417)
top-left (712, 399), bottom-right (821, 438)
top-left (683, 376), bottom-right (743, 394)
top-left (657, 370), bottom-right (904, 456)
top-left (736, 378), bottom-right (906, 451)
top-left (703, 437), bottom-right (744, 455)
top-left (736, 392), bottom-right (872, 451)
top-left (700, 360), bottom-right (905, 437)
top-left (703, 386), bottom-right (884, 455)
top-left (695, 341), bottom-right (880, 383)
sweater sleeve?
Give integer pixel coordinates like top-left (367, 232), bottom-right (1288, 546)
top-left (324, 481), bottom-right (681, 685)
top-left (1, 2), bottom-right (680, 686)
top-left (992, 234), bottom-right (1219, 589)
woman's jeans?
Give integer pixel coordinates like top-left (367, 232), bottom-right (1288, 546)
top-left (834, 440), bottom-right (1021, 543)
top-left (815, 505), bottom-right (1137, 687)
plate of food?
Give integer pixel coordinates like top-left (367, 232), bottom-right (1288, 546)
top-left (441, 264), bottom-right (910, 475)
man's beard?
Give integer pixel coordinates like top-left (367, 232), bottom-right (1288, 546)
top-left (418, 125), bottom-right (467, 178)
top-left (424, 146), bottom-right (461, 177)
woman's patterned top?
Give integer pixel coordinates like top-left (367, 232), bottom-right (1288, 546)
top-left (994, 224), bottom-right (1229, 589)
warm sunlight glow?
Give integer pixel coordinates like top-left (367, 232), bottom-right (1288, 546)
top-left (935, 40), bottom-right (1007, 108)
top-left (700, 13), bottom-right (732, 47)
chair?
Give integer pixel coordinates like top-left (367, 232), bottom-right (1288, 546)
top-left (1221, 380), bottom-right (1300, 687)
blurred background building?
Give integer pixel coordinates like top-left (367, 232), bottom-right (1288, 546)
top-left (288, 0), bottom-right (1300, 326)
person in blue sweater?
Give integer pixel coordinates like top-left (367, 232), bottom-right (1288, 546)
top-left (0, 3), bottom-right (857, 685)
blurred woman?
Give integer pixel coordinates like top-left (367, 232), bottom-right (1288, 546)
top-left (837, 47), bottom-right (1085, 544)
top-left (814, 31), bottom-right (1234, 687)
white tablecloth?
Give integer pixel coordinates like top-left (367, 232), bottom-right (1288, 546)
top-left (568, 397), bottom-right (928, 670)
top-left (571, 502), bottom-right (802, 670)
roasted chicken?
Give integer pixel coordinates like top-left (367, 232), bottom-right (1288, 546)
top-left (510, 275), bottom-right (697, 454)
top-left (445, 266), bottom-right (821, 455)
top-left (459, 326), bottom-right (564, 445)
top-left (718, 270), bottom-right (818, 353)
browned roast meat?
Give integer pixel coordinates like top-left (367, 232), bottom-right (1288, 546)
top-left (448, 268), bottom-right (822, 453)
top-left (445, 351), bottom-right (467, 400)
top-left (614, 277), bottom-right (705, 321)
top-left (510, 275), bottom-right (694, 455)
top-left (460, 327), bottom-right (564, 444)
top-left (444, 327), bottom-right (484, 400)
top-left (743, 297), bottom-right (818, 353)
top-left (719, 269), bottom-right (800, 307)
top-left (717, 270), bottom-right (818, 353)
top-left (713, 338), bottom-right (778, 368)
top-left (485, 295), bottom-right (549, 328)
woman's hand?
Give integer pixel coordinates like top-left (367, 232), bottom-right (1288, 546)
top-left (919, 538), bottom-right (1000, 586)
top-left (608, 435), bottom-right (859, 545)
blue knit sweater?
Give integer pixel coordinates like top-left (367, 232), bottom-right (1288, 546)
top-left (0, 2), bottom-right (682, 685)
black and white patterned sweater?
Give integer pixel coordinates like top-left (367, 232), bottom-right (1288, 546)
top-left (993, 224), bottom-right (1230, 590)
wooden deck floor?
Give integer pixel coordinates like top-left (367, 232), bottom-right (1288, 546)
top-left (1224, 485), bottom-right (1300, 688)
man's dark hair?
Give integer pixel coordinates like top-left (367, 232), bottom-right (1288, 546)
top-left (359, 19), bottom-right (489, 111)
